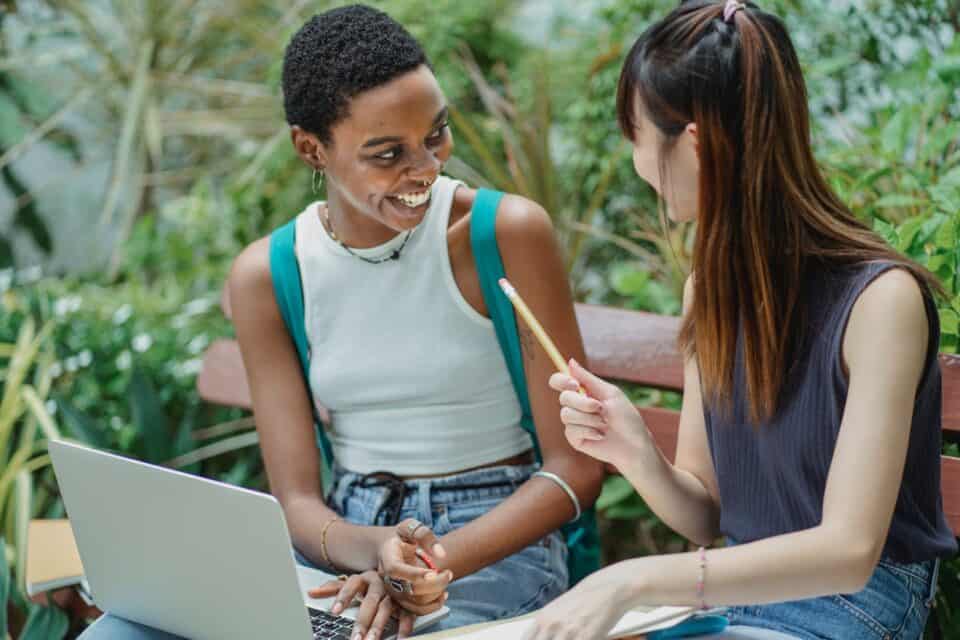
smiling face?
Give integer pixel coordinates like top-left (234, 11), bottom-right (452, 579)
top-left (291, 65), bottom-right (453, 242)
top-left (629, 101), bottom-right (700, 223)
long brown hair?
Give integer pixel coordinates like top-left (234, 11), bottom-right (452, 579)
top-left (616, 0), bottom-right (943, 423)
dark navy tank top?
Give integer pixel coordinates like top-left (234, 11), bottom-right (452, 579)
top-left (704, 260), bottom-right (957, 562)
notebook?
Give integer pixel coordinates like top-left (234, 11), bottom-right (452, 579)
top-left (25, 519), bottom-right (86, 597)
top-left (420, 605), bottom-right (702, 639)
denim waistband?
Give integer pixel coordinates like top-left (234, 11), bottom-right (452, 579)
top-left (327, 462), bottom-right (538, 525)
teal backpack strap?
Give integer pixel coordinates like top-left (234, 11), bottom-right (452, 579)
top-left (469, 189), bottom-right (600, 586)
top-left (468, 189), bottom-right (542, 461)
top-left (269, 219), bottom-right (335, 467)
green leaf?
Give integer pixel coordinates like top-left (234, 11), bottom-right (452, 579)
top-left (171, 408), bottom-right (199, 474)
top-left (873, 218), bottom-right (897, 246)
top-left (604, 500), bottom-right (650, 520)
top-left (930, 184), bottom-right (960, 214)
top-left (0, 95), bottom-right (26, 147)
top-left (922, 123), bottom-right (960, 163)
top-left (610, 263), bottom-right (649, 297)
top-left (2, 166), bottom-right (52, 254)
top-left (939, 166), bottom-right (960, 188)
top-left (0, 536), bottom-right (8, 636)
top-left (21, 386), bottom-right (60, 442)
top-left (596, 475), bottom-right (638, 511)
top-left (220, 458), bottom-right (253, 487)
top-left (934, 215), bottom-right (958, 251)
top-left (54, 394), bottom-right (109, 449)
top-left (0, 235), bottom-right (12, 268)
top-left (128, 367), bottom-right (170, 463)
top-left (927, 254), bottom-right (953, 279)
top-left (881, 108), bottom-right (912, 158)
top-left (874, 194), bottom-right (924, 210)
top-left (14, 471), bottom-right (32, 594)
top-left (934, 55), bottom-right (960, 83)
top-left (19, 602), bottom-right (69, 640)
top-left (99, 40), bottom-right (154, 227)
top-left (810, 53), bottom-right (859, 77)
top-left (941, 309), bottom-right (960, 337)
top-left (895, 216), bottom-right (925, 253)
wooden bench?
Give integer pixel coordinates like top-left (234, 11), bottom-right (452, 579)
top-left (197, 297), bottom-right (960, 536)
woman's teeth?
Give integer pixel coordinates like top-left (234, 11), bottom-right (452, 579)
top-left (394, 190), bottom-right (431, 208)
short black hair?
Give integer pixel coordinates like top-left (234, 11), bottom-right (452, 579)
top-left (281, 4), bottom-right (429, 144)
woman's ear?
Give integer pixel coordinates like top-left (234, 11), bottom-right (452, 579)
top-left (684, 122), bottom-right (698, 152)
top-left (290, 125), bottom-right (328, 170)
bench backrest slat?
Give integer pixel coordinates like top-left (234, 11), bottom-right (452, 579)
top-left (198, 302), bottom-right (960, 535)
top-left (575, 304), bottom-right (960, 434)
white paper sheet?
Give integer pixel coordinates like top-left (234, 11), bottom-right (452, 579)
top-left (445, 605), bottom-right (694, 639)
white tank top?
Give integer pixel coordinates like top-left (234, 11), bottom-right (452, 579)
top-left (295, 176), bottom-right (533, 475)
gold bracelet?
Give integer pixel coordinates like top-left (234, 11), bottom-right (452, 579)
top-left (320, 517), bottom-right (342, 569)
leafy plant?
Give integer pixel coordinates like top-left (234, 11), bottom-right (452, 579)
top-left (0, 8), bottom-right (78, 268)
top-left (447, 44), bottom-right (626, 280)
top-left (0, 316), bottom-right (73, 639)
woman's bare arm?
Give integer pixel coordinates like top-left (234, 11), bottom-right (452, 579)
top-left (229, 238), bottom-right (392, 572)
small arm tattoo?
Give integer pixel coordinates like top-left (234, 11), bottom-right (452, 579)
top-left (519, 325), bottom-right (537, 362)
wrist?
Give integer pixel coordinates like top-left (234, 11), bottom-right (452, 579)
top-left (367, 526), bottom-right (396, 569)
top-left (617, 437), bottom-right (666, 480)
top-left (327, 523), bottom-right (391, 572)
top-left (620, 557), bottom-right (654, 604)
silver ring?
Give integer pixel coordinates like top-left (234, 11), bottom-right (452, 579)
top-left (406, 521), bottom-right (424, 536)
top-left (387, 575), bottom-right (413, 594)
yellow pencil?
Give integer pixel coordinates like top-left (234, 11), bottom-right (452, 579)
top-left (498, 278), bottom-right (585, 394)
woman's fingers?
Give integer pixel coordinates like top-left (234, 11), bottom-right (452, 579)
top-left (559, 389), bottom-right (604, 414)
top-left (565, 424), bottom-right (606, 445)
top-left (352, 584), bottom-right (385, 638)
top-left (381, 539), bottom-right (452, 592)
top-left (549, 372), bottom-right (576, 392)
top-left (383, 560), bottom-right (437, 583)
top-left (308, 580), bottom-right (343, 599)
top-left (560, 405), bottom-right (608, 431)
top-left (568, 358), bottom-right (617, 400)
top-left (384, 569), bottom-right (450, 600)
top-left (396, 610), bottom-right (416, 639)
top-left (394, 591), bottom-right (447, 616)
top-left (364, 597), bottom-right (395, 640)
top-left (396, 518), bottom-right (447, 559)
top-left (331, 575), bottom-right (369, 615)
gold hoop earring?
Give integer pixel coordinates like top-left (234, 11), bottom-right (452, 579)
top-left (312, 168), bottom-right (325, 195)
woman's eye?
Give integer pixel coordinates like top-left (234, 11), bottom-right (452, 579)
top-left (375, 147), bottom-right (401, 161)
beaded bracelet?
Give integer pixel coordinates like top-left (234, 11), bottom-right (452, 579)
top-left (320, 517), bottom-right (342, 569)
top-left (696, 545), bottom-right (709, 610)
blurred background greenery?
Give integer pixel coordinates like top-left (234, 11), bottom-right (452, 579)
top-left (0, 0), bottom-right (958, 637)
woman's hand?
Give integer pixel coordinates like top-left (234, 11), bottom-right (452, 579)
top-left (549, 359), bottom-right (657, 472)
top-left (378, 518), bottom-right (452, 615)
top-left (521, 568), bottom-right (635, 640)
top-left (308, 570), bottom-right (416, 640)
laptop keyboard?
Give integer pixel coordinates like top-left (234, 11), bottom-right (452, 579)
top-left (308, 607), bottom-right (398, 640)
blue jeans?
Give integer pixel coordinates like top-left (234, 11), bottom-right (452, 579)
top-left (721, 556), bottom-right (940, 639)
top-left (79, 462), bottom-right (568, 638)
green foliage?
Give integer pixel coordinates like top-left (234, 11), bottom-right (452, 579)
top-left (18, 604), bottom-right (68, 640)
top-left (0, 8), bottom-right (74, 268)
top-left (1, 536), bottom-right (8, 636)
top-left (1, 0), bottom-right (958, 635)
top-left (0, 317), bottom-right (76, 639)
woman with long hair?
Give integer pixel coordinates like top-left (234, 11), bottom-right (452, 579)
top-left (527, 2), bottom-right (957, 639)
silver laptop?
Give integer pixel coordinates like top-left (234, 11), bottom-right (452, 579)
top-left (49, 440), bottom-right (448, 639)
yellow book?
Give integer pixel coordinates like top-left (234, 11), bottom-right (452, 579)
top-left (25, 519), bottom-right (85, 597)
